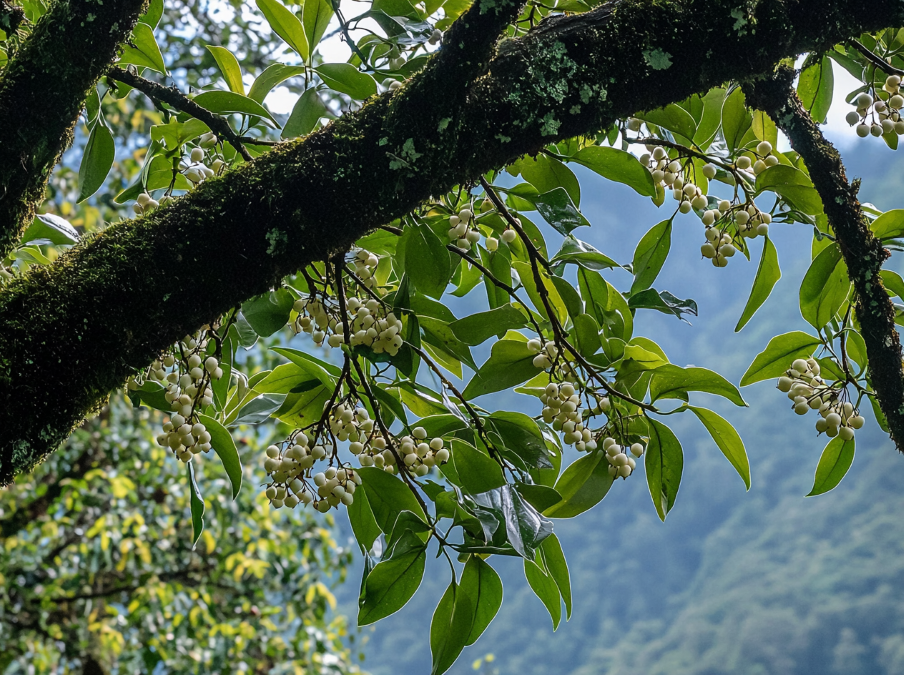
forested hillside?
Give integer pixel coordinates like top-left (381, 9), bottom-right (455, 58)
top-left (342, 128), bottom-right (904, 675)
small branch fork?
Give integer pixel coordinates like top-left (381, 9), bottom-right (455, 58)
top-left (107, 66), bottom-right (254, 162)
top-left (743, 67), bottom-right (904, 452)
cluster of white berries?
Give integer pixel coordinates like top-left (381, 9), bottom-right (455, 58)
top-left (293, 293), bottom-right (405, 355)
top-left (446, 205), bottom-right (517, 252)
top-left (539, 383), bottom-right (598, 451)
top-left (846, 77), bottom-right (904, 138)
top-left (603, 436), bottom-right (644, 478)
top-left (263, 434), bottom-right (362, 513)
top-left (351, 249), bottom-right (380, 289)
top-left (527, 338), bottom-right (559, 369)
top-left (427, 28), bottom-right (443, 45)
top-left (132, 191), bottom-right (168, 215)
top-left (357, 426), bottom-right (449, 477)
top-left (777, 358), bottom-right (865, 439)
top-left (184, 134), bottom-right (224, 184)
top-left (639, 148), bottom-right (711, 214)
top-left (734, 141), bottom-right (780, 176)
top-left (698, 197), bottom-right (772, 267)
top-left (132, 331), bottom-right (224, 462)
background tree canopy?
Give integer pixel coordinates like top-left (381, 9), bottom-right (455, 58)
top-left (1, 0), bottom-right (904, 672)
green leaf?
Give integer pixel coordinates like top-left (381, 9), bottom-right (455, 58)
top-left (461, 555), bottom-right (503, 645)
top-left (302, 0), bottom-right (335, 59)
top-left (516, 484), bottom-right (562, 512)
top-left (273, 384), bottom-right (329, 427)
top-left (807, 436), bottom-right (855, 496)
top-left (572, 146), bottom-right (655, 197)
top-left (78, 123), bottom-right (115, 203)
top-left (453, 440), bottom-right (506, 494)
top-left (347, 483), bottom-right (382, 552)
top-left (450, 304), bottom-right (526, 345)
top-left (736, 236), bottom-right (781, 331)
top-left (119, 22), bottom-right (167, 73)
top-left (282, 88), bottom-right (328, 139)
top-left (21, 213), bottom-right (79, 246)
top-left (688, 406), bottom-right (750, 490)
top-left (241, 288), bottom-right (294, 337)
top-left (551, 236), bottom-right (619, 271)
top-left (187, 462), bottom-right (204, 548)
top-left (232, 394), bottom-right (286, 425)
top-left (756, 165), bottom-right (824, 216)
top-left (545, 452), bottom-right (614, 518)
top-left (798, 56), bottom-right (834, 123)
top-left (138, 0), bottom-right (164, 28)
top-left (630, 219), bottom-right (672, 294)
top-left (740, 331), bottom-right (822, 386)
top-left (628, 289), bottom-right (697, 322)
top-left (642, 103), bottom-right (697, 140)
top-left (197, 414), bottom-right (243, 499)
top-left (524, 558), bottom-right (562, 629)
top-left (271, 345), bottom-right (342, 378)
top-left (430, 581), bottom-right (472, 675)
top-left (645, 418), bottom-right (683, 521)
top-left (870, 209), bottom-right (904, 240)
top-left (403, 223), bottom-right (451, 298)
top-left (572, 313), bottom-right (602, 356)
top-left (206, 46), bottom-right (244, 94)
top-left (256, 0), bottom-right (309, 60)
top-left (357, 467), bottom-right (426, 533)
top-left (721, 87), bottom-right (751, 151)
top-left (487, 411), bottom-right (553, 470)
top-left (192, 91), bottom-right (278, 126)
top-left (470, 485), bottom-right (553, 559)
top-left (512, 261), bottom-right (568, 326)
top-left (462, 339), bottom-right (543, 399)
top-left (316, 63), bottom-right (378, 100)
top-left (532, 187), bottom-right (590, 236)
top-left (248, 64), bottom-right (306, 103)
top-left (799, 245), bottom-right (849, 329)
top-left (358, 544), bottom-right (427, 625)
top-left (540, 534), bottom-right (572, 619)
top-left (520, 153), bottom-right (581, 204)
top-left (649, 365), bottom-right (746, 406)
top-left (149, 118), bottom-right (209, 151)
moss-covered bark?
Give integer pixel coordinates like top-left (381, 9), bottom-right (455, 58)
top-left (0, 0), bottom-right (903, 483)
top-left (743, 67), bottom-right (904, 451)
top-left (0, 0), bottom-right (147, 259)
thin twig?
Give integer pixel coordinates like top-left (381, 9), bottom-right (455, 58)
top-left (850, 39), bottom-right (904, 77)
top-left (107, 66), bottom-right (254, 162)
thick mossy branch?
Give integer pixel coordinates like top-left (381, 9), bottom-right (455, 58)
top-left (1, 0), bottom-right (903, 483)
top-left (0, 0), bottom-right (147, 259)
top-left (743, 66), bottom-right (904, 452)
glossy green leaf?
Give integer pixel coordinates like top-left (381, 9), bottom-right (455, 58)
top-left (192, 91), bottom-right (278, 125)
top-left (138, 0), bottom-right (164, 28)
top-left (487, 411), bottom-right (553, 470)
top-left (649, 365), bottom-right (746, 406)
top-left (462, 339), bottom-right (543, 399)
top-left (641, 103), bottom-right (696, 140)
top-left (283, 88), bottom-right (328, 138)
top-left (248, 63), bottom-right (306, 103)
top-left (721, 86), bottom-right (751, 150)
top-left (453, 440), bottom-right (506, 494)
top-left (78, 123), bottom-right (115, 203)
top-left (740, 331), bottom-right (822, 386)
top-left (21, 213), bottom-right (79, 246)
top-left (645, 418), bottom-right (683, 521)
top-left (630, 219), bottom-right (672, 294)
top-left (532, 187), bottom-right (590, 236)
top-left (347, 486), bottom-right (382, 552)
top-left (316, 63), bottom-right (378, 100)
top-left (119, 22), bottom-right (167, 73)
top-left (798, 56), bottom-right (834, 123)
top-left (358, 544), bottom-right (427, 625)
top-left (241, 288), bottom-right (294, 337)
top-left (756, 165), bottom-right (824, 216)
top-left (302, 0), bottom-right (335, 58)
top-left (187, 462), bottom-right (204, 548)
top-left (256, 0), bottom-right (309, 59)
top-left (572, 146), bottom-right (656, 197)
top-left (540, 534), bottom-right (572, 619)
top-left (450, 304), bottom-right (526, 345)
top-left (524, 558), bottom-right (561, 629)
top-left (520, 153), bottom-right (581, 204)
top-left (870, 209), bottom-right (904, 240)
top-left (197, 414), bottom-right (243, 499)
top-left (403, 223), bottom-right (451, 298)
top-left (688, 406), bottom-right (750, 489)
top-left (807, 436), bottom-right (855, 496)
top-left (462, 556), bottom-right (503, 645)
top-left (545, 452), bottom-right (614, 518)
top-left (430, 581), bottom-right (473, 675)
top-left (736, 236), bottom-right (781, 331)
top-left (357, 467), bottom-right (426, 533)
top-left (799, 245), bottom-right (849, 329)
top-left (551, 235), bottom-right (619, 271)
top-left (207, 46), bottom-right (244, 94)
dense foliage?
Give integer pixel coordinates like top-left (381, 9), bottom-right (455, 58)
top-left (1, 0), bottom-right (904, 672)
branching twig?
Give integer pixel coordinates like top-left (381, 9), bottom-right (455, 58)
top-left (107, 66), bottom-right (254, 161)
top-left (850, 39), bottom-right (904, 77)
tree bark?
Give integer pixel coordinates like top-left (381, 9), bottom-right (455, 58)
top-left (743, 67), bottom-right (904, 450)
top-left (0, 0), bottom-right (148, 259)
top-left (0, 0), bottom-right (902, 483)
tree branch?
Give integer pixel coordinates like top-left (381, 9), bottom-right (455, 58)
top-left (0, 0), bottom-right (147, 259)
top-left (1, 0), bottom-right (903, 483)
top-left (742, 66), bottom-right (904, 451)
top-left (107, 66), bottom-right (254, 162)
